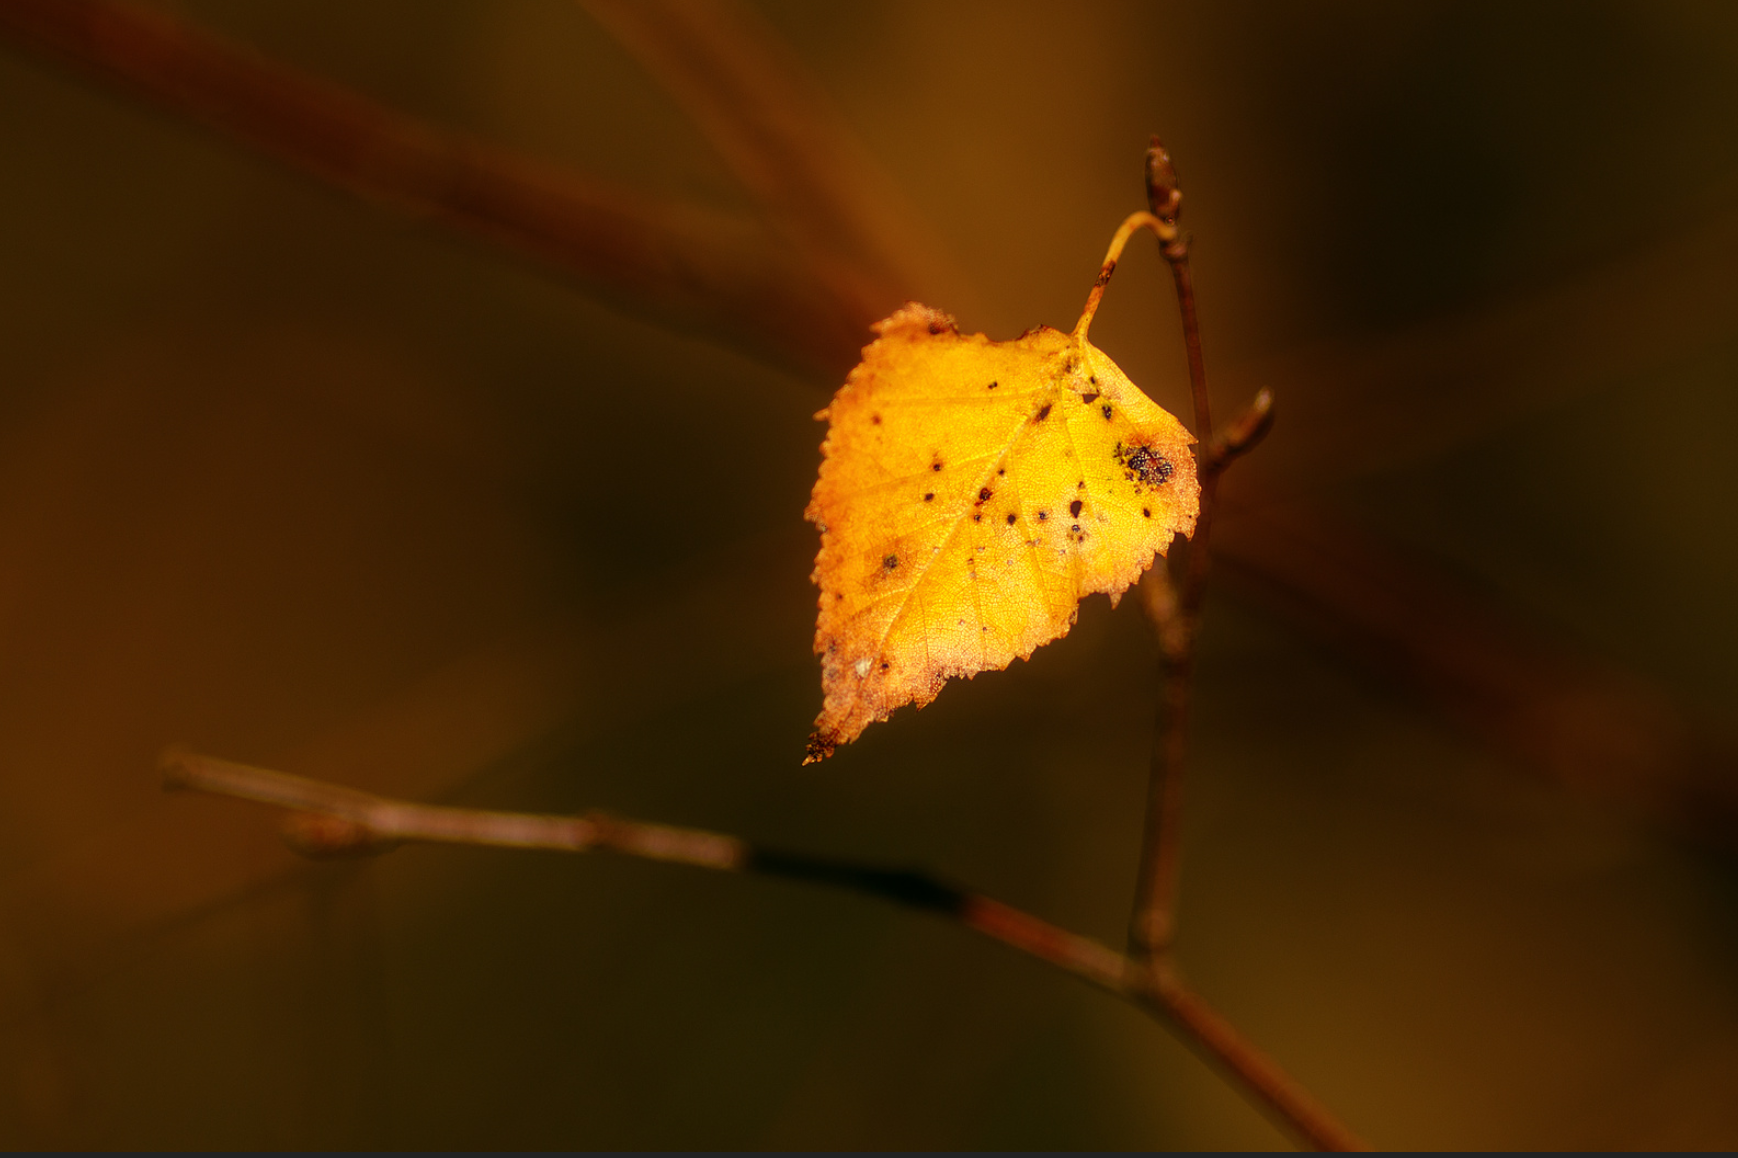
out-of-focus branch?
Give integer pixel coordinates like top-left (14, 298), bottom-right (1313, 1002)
top-left (1223, 192), bottom-right (1738, 491)
top-left (1203, 193), bottom-right (1738, 839)
top-left (162, 747), bottom-right (1363, 1151)
top-left (0, 0), bottom-right (874, 372)
top-left (1212, 501), bottom-right (1738, 840)
top-left (577, 0), bottom-right (956, 315)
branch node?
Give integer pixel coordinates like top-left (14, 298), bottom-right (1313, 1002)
top-left (281, 811), bottom-right (400, 859)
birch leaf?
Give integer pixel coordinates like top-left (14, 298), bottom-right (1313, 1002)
top-left (804, 297), bottom-right (1199, 763)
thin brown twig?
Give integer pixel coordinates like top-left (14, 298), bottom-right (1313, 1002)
top-left (160, 746), bottom-right (1362, 1150)
top-left (1130, 139), bottom-right (1218, 964)
top-left (1114, 143), bottom-right (1361, 1147)
top-left (1107, 146), bottom-right (1357, 1150)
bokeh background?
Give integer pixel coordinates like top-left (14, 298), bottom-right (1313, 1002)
top-left (3, 0), bottom-right (1737, 1147)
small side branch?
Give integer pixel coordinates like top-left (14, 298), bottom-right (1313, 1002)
top-left (162, 747), bottom-right (1361, 1149)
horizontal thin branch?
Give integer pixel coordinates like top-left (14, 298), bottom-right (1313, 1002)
top-left (161, 747), bottom-right (1363, 1150)
top-left (0, 0), bottom-right (874, 372)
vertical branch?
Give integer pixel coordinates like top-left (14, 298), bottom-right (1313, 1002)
top-left (1129, 140), bottom-right (1275, 960)
top-left (1126, 140), bottom-right (1348, 1151)
top-left (1129, 139), bottom-right (1212, 963)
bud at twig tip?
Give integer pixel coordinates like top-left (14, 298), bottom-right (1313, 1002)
top-left (1146, 137), bottom-right (1182, 224)
top-left (1212, 389), bottom-right (1275, 466)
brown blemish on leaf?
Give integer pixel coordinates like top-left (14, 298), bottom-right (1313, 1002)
top-left (1117, 440), bottom-right (1176, 489)
top-left (1070, 499), bottom-right (1084, 517)
top-left (803, 302), bottom-right (1198, 762)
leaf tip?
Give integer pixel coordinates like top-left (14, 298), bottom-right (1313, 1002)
top-left (802, 731), bottom-right (838, 765)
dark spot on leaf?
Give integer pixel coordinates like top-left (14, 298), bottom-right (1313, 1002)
top-left (932, 460), bottom-right (944, 471)
top-left (880, 661), bottom-right (890, 671)
top-left (997, 468), bottom-right (1005, 476)
top-left (1037, 510), bottom-right (1048, 521)
top-left (1101, 404), bottom-right (1113, 420)
top-left (923, 492), bottom-right (934, 502)
top-left (1119, 443), bottom-right (1175, 487)
top-left (1071, 524), bottom-right (1082, 534)
top-left (928, 319), bottom-right (948, 334)
top-left (883, 554), bottom-right (898, 570)
top-left (972, 512), bottom-right (982, 522)
top-left (978, 487), bottom-right (993, 502)
top-left (871, 413), bottom-right (882, 425)
top-left (987, 380), bottom-right (998, 390)
top-left (1081, 391), bottom-right (1101, 405)
top-left (1077, 480), bottom-right (1086, 489)
top-left (1070, 499), bottom-right (1083, 517)
top-left (1142, 507), bottom-right (1151, 518)
top-left (1036, 403), bottom-right (1053, 421)
top-left (1005, 513), bottom-right (1016, 525)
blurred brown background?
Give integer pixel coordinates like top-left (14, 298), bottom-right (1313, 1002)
top-left (2, 0), bottom-right (1737, 1148)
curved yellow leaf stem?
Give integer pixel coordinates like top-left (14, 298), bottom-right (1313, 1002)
top-left (1073, 210), bottom-right (1178, 343)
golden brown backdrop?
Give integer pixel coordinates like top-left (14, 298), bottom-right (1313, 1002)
top-left (1, 0), bottom-right (1737, 1147)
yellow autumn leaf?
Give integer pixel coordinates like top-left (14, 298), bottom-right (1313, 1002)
top-left (804, 213), bottom-right (1201, 762)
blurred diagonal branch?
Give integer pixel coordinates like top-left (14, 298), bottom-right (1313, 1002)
top-left (0, 0), bottom-right (876, 371)
top-left (1225, 195), bottom-right (1738, 490)
top-left (1213, 501), bottom-right (1738, 839)
top-left (577, 0), bottom-right (955, 316)
top-left (162, 748), bottom-right (1363, 1151)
